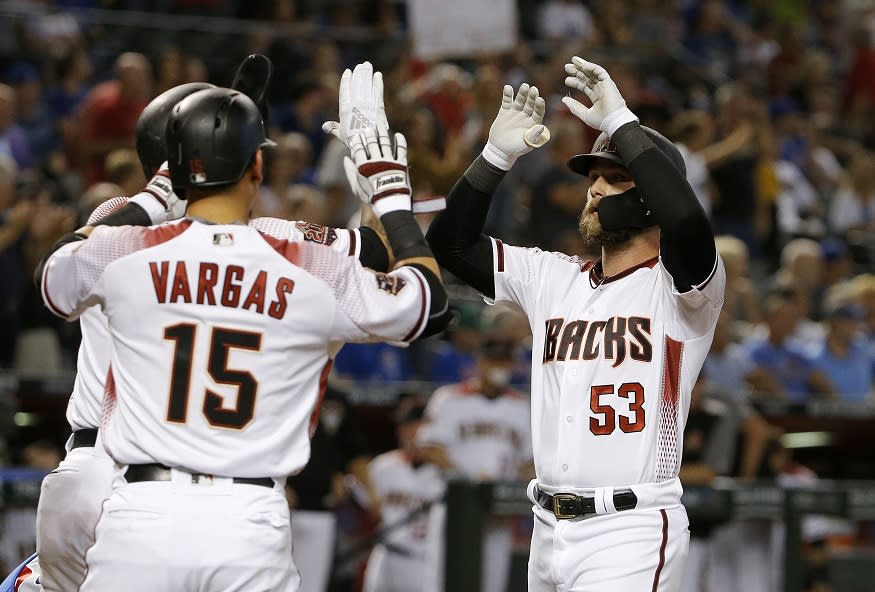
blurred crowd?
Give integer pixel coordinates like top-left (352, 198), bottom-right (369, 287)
top-left (3, 0), bottom-right (873, 404)
top-left (0, 1), bottom-right (874, 588)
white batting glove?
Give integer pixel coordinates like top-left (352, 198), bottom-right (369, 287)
top-left (128, 162), bottom-right (187, 224)
top-left (481, 84), bottom-right (550, 171)
top-left (343, 127), bottom-right (411, 218)
top-left (563, 56), bottom-right (638, 136)
top-left (322, 61), bottom-right (389, 147)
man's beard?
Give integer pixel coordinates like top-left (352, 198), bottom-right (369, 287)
top-left (578, 208), bottom-right (642, 249)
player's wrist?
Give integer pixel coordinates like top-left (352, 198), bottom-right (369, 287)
top-left (481, 141), bottom-right (516, 171)
top-left (372, 194), bottom-right (412, 218)
top-left (603, 107), bottom-right (639, 137)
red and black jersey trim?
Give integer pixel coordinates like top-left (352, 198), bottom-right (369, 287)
top-left (495, 239), bottom-right (505, 272)
top-left (651, 509), bottom-right (669, 591)
top-left (348, 229), bottom-right (358, 256)
top-left (589, 256), bottom-right (659, 288)
top-left (41, 259), bottom-right (70, 318)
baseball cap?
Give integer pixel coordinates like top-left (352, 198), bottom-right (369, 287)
top-left (567, 126), bottom-right (686, 177)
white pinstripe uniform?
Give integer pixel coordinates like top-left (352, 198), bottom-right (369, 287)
top-left (487, 239), bottom-right (725, 592)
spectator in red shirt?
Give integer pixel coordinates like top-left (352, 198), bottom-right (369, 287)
top-left (74, 52), bottom-right (152, 184)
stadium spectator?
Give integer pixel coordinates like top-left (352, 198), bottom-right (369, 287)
top-left (704, 309), bottom-right (782, 401)
top-left (537, 0), bottom-right (596, 43)
top-left (0, 84), bottom-right (33, 171)
top-left (255, 132), bottom-right (315, 217)
top-left (103, 149), bottom-right (145, 198)
top-left (809, 298), bottom-right (873, 402)
top-left (829, 150), bottom-right (875, 235)
top-left (73, 52), bottom-right (152, 184)
top-left (715, 235), bottom-right (762, 324)
top-left (6, 63), bottom-right (54, 165)
top-left (748, 294), bottom-right (837, 402)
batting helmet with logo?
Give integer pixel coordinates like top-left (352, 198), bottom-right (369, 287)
top-left (165, 87), bottom-right (276, 191)
top-left (566, 126), bottom-right (686, 177)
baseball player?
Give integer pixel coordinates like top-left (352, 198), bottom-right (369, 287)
top-left (426, 57), bottom-right (725, 591)
top-left (33, 80), bottom-right (210, 592)
top-left (362, 401), bottom-right (446, 592)
top-left (417, 323), bottom-right (533, 592)
top-left (38, 85), bottom-right (448, 590)
top-left (32, 58), bottom-right (398, 592)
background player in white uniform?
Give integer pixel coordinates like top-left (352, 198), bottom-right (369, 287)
top-left (426, 58), bottom-right (725, 591)
top-left (362, 400), bottom-right (446, 592)
top-left (38, 86), bottom-right (449, 591)
top-left (417, 323), bottom-right (532, 592)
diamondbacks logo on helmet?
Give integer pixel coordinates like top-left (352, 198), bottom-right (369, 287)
top-left (295, 222), bottom-right (338, 246)
top-left (189, 159), bottom-right (207, 184)
top-left (375, 272), bottom-right (406, 295)
top-left (593, 137), bottom-right (618, 154)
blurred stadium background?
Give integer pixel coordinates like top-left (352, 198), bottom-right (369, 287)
top-left (0, 1), bottom-right (875, 591)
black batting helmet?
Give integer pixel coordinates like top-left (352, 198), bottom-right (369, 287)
top-left (165, 87), bottom-right (275, 191)
top-left (135, 82), bottom-right (215, 178)
top-left (567, 126), bottom-right (686, 177)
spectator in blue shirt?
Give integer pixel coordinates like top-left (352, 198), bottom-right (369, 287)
top-left (704, 309), bottom-right (783, 402)
top-left (748, 294), bottom-right (837, 402)
top-left (810, 301), bottom-right (873, 402)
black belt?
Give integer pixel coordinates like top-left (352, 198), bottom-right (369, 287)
top-left (535, 486), bottom-right (637, 519)
top-left (71, 428), bottom-right (98, 449)
top-left (125, 463), bottom-right (274, 489)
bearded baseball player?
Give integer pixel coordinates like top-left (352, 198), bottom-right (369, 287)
top-left (37, 83), bottom-right (448, 590)
top-left (426, 57), bottom-right (725, 591)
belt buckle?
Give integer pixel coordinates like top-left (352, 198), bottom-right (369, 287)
top-left (551, 493), bottom-right (578, 519)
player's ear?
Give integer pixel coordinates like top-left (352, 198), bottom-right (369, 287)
top-left (251, 149), bottom-right (264, 185)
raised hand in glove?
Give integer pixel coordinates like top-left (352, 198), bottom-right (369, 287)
top-left (344, 127), bottom-right (411, 218)
top-left (322, 61), bottom-right (388, 148)
top-left (128, 162), bottom-right (187, 223)
top-left (482, 83), bottom-right (550, 171)
top-left (563, 56), bottom-right (638, 136)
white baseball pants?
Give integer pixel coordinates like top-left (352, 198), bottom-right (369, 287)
top-left (80, 473), bottom-right (298, 591)
top-left (527, 503), bottom-right (690, 592)
top-left (36, 433), bottom-right (114, 592)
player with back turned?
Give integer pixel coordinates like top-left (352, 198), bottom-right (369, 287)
top-left (426, 58), bottom-right (725, 591)
top-left (37, 81), bottom-right (449, 590)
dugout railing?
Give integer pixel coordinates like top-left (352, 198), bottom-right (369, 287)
top-left (443, 478), bottom-right (875, 592)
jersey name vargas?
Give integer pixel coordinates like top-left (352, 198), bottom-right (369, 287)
top-left (542, 316), bottom-right (652, 366)
top-left (148, 260), bottom-right (295, 320)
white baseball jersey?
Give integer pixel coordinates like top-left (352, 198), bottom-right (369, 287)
top-left (489, 240), bottom-right (725, 489)
top-left (368, 451), bottom-right (445, 555)
top-left (41, 218), bottom-right (430, 479)
top-left (69, 202), bottom-right (364, 433)
top-left (418, 381), bottom-right (532, 480)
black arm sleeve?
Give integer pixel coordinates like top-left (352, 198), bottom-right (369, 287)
top-left (91, 202), bottom-right (152, 228)
top-left (425, 156), bottom-right (504, 298)
top-left (406, 262), bottom-right (451, 338)
top-left (612, 122), bottom-right (717, 292)
top-left (357, 226), bottom-right (390, 272)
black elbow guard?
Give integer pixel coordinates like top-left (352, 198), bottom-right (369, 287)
top-left (358, 226), bottom-right (390, 272)
top-left (408, 263), bottom-right (451, 339)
